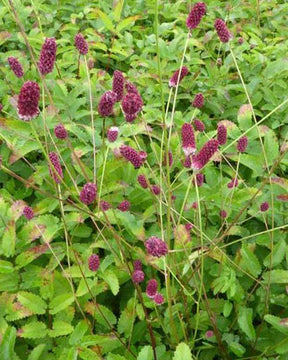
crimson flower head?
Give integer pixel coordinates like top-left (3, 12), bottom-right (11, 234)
top-left (192, 93), bottom-right (204, 108)
top-left (112, 70), bottom-right (124, 101)
top-left (146, 279), bottom-right (158, 298)
top-left (169, 66), bottom-right (189, 87)
top-left (48, 152), bottom-right (63, 183)
top-left (163, 151), bottom-right (173, 167)
top-left (185, 223), bottom-right (193, 231)
top-left (182, 123), bottom-right (196, 156)
top-left (220, 210), bottom-right (227, 218)
top-left (23, 206), bottom-right (34, 220)
top-left (138, 151), bottom-right (147, 161)
top-left (134, 259), bottom-right (142, 271)
top-left (8, 57), bottom-right (24, 77)
top-left (100, 200), bottom-right (111, 211)
top-left (194, 119), bottom-right (205, 132)
top-left (151, 185), bottom-right (161, 195)
top-left (183, 155), bottom-right (192, 168)
top-left (186, 2), bottom-right (206, 30)
top-left (193, 173), bottom-right (204, 187)
top-left (38, 37), bottom-right (57, 75)
top-left (145, 236), bottom-right (168, 257)
top-left (17, 81), bottom-right (40, 121)
top-left (154, 293), bottom-right (164, 305)
top-left (260, 202), bottom-right (269, 212)
top-left (121, 92), bottom-right (143, 120)
top-left (227, 178), bottom-right (238, 188)
top-left (118, 200), bottom-right (130, 212)
top-left (120, 145), bottom-right (143, 169)
top-left (107, 127), bottom-right (119, 142)
top-left (191, 139), bottom-right (218, 170)
top-left (125, 81), bottom-right (139, 94)
top-left (217, 124), bottom-right (227, 145)
top-left (88, 254), bottom-right (100, 271)
top-left (54, 124), bottom-right (68, 139)
top-left (98, 90), bottom-right (118, 117)
top-left (132, 270), bottom-right (145, 284)
top-left (79, 183), bottom-right (97, 205)
top-left (214, 19), bottom-right (231, 43)
top-left (137, 174), bottom-right (148, 189)
top-left (237, 136), bottom-right (248, 153)
top-left (75, 33), bottom-right (88, 55)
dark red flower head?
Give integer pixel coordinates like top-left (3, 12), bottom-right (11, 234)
top-left (151, 185), bottom-right (161, 195)
top-left (146, 279), bottom-right (158, 298)
top-left (48, 152), bottom-right (63, 183)
top-left (38, 37), bottom-right (57, 75)
top-left (125, 81), bottom-right (139, 94)
top-left (88, 254), bottom-right (100, 271)
top-left (185, 223), bottom-right (193, 231)
top-left (54, 124), bottom-right (68, 139)
top-left (118, 200), bottom-right (130, 212)
top-left (120, 145), bottom-right (143, 169)
top-left (112, 70), bottom-right (124, 101)
top-left (219, 210), bottom-right (227, 218)
top-left (260, 202), bottom-right (269, 212)
top-left (227, 178), bottom-right (238, 188)
top-left (79, 183), bottom-right (97, 205)
top-left (186, 2), bottom-right (206, 30)
top-left (154, 293), bottom-right (164, 305)
top-left (169, 66), bottom-right (189, 87)
top-left (8, 57), bottom-right (24, 78)
top-left (17, 81), bottom-right (40, 121)
top-left (163, 151), bottom-right (173, 167)
top-left (192, 93), bottom-right (204, 108)
top-left (214, 19), bottom-right (231, 43)
top-left (137, 174), bottom-right (148, 189)
top-left (100, 200), bottom-right (111, 211)
top-left (107, 127), bottom-right (119, 142)
top-left (145, 236), bottom-right (168, 257)
top-left (217, 124), bottom-right (227, 145)
top-left (23, 206), bottom-right (34, 220)
top-left (98, 90), bottom-right (118, 117)
top-left (193, 173), bottom-right (204, 187)
top-left (237, 136), bottom-right (248, 153)
top-left (121, 92), bottom-right (143, 118)
top-left (194, 119), bottom-right (205, 132)
top-left (191, 139), bottom-right (218, 170)
top-left (75, 33), bottom-right (88, 55)
top-left (134, 259), bottom-right (142, 271)
top-left (132, 270), bottom-right (145, 284)
top-left (182, 123), bottom-right (196, 156)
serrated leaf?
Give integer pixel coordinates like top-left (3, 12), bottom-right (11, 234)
top-left (113, 0), bottom-right (124, 22)
top-left (0, 260), bottom-right (14, 273)
top-left (48, 321), bottom-right (74, 337)
top-left (69, 321), bottom-right (89, 345)
top-left (264, 315), bottom-right (288, 335)
top-left (19, 322), bottom-right (47, 339)
top-left (137, 345), bottom-right (153, 360)
top-left (263, 239), bottom-right (286, 267)
top-left (49, 293), bottom-right (74, 314)
top-left (17, 291), bottom-right (47, 315)
top-left (2, 221), bottom-right (16, 257)
top-left (95, 9), bottom-right (114, 31)
top-left (27, 344), bottom-right (46, 360)
top-left (81, 335), bottom-right (122, 354)
top-left (263, 270), bottom-right (288, 284)
top-left (101, 270), bottom-right (119, 296)
top-left (264, 130), bottom-right (279, 166)
top-left (116, 16), bottom-right (141, 33)
top-left (238, 307), bottom-right (255, 340)
top-left (0, 272), bottom-right (19, 292)
top-left (173, 343), bottom-right (192, 360)
top-left (239, 245), bottom-right (261, 277)
top-left (237, 104), bottom-right (252, 130)
top-left (0, 326), bottom-right (16, 360)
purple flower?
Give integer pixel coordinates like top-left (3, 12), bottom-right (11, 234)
top-left (54, 124), bottom-right (68, 139)
top-left (134, 260), bottom-right (142, 271)
top-left (120, 145), bottom-right (143, 169)
top-left (98, 90), bottom-right (118, 117)
top-left (48, 152), bottom-right (63, 183)
top-left (79, 183), bottom-right (97, 205)
top-left (118, 200), bottom-right (130, 212)
top-left (238, 37), bottom-right (244, 45)
top-left (17, 81), bottom-right (40, 121)
top-left (8, 57), bottom-right (24, 77)
top-left (182, 123), bottom-right (196, 156)
top-left (214, 19), bottom-right (231, 43)
top-left (100, 200), bottom-right (111, 211)
top-left (169, 66), bottom-right (189, 87)
top-left (237, 136), bottom-right (248, 153)
top-left (219, 210), bottom-right (227, 218)
top-left (146, 279), bottom-right (158, 298)
top-left (137, 174), bottom-right (148, 189)
top-left (107, 126), bottom-right (119, 142)
top-left (145, 236), bottom-right (168, 257)
top-left (193, 173), bottom-right (204, 187)
top-left (122, 92), bottom-right (143, 117)
top-left (112, 70), bottom-right (124, 101)
top-left (260, 202), bottom-right (269, 212)
top-left (192, 93), bottom-right (204, 108)
top-left (183, 155), bottom-right (192, 168)
top-left (151, 185), bottom-right (161, 195)
top-left (206, 330), bottom-right (214, 338)
top-left (217, 124), bottom-right (227, 145)
top-left (23, 206), bottom-right (34, 220)
top-left (125, 113), bottom-right (138, 123)
top-left (186, 2), bottom-right (206, 30)
top-left (227, 178), bottom-right (238, 188)
top-left (38, 37), bottom-right (57, 75)
top-left (185, 223), bottom-right (193, 231)
top-left (191, 139), bottom-right (219, 170)
top-left (138, 151), bottom-right (147, 161)
top-left (163, 151), bottom-right (173, 167)
top-left (154, 293), bottom-right (164, 305)
top-left (132, 270), bottom-right (145, 284)
top-left (75, 33), bottom-right (88, 55)
top-left (88, 254), bottom-right (100, 271)
top-left (194, 119), bottom-right (205, 132)
top-left (125, 81), bottom-right (139, 94)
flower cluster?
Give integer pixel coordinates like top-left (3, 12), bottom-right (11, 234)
top-left (194, 119), bottom-right (205, 132)
top-left (191, 139), bottom-right (219, 170)
top-left (145, 236), bottom-right (168, 257)
top-left (88, 254), bottom-right (100, 271)
top-left (132, 260), bottom-right (145, 284)
top-left (217, 124), bottom-right (227, 145)
top-left (100, 200), bottom-right (111, 211)
top-left (120, 145), bottom-right (144, 169)
top-left (146, 279), bottom-right (164, 305)
top-left (260, 202), bottom-right (269, 212)
top-left (169, 66), bottom-right (189, 87)
top-left (182, 123), bottom-right (196, 156)
top-left (98, 91), bottom-right (118, 117)
top-left (112, 70), bottom-right (124, 101)
top-left (54, 124), bottom-right (68, 139)
top-left (186, 2), bottom-right (206, 30)
top-left (227, 178), bottom-right (238, 188)
top-left (17, 81), bottom-right (40, 121)
top-left (79, 183), bottom-right (97, 205)
top-left (192, 93), bottom-right (204, 108)
top-left (8, 57), bottom-right (24, 77)
top-left (237, 136), bottom-right (248, 153)
top-left (48, 152), bottom-right (63, 183)
top-left (163, 151), bottom-right (173, 167)
top-left (23, 206), bottom-right (34, 220)
top-left (137, 174), bottom-right (148, 189)
top-left (118, 200), bottom-right (130, 212)
top-left (121, 92), bottom-right (143, 122)
top-left (75, 33), bottom-right (88, 55)
top-left (107, 127), bottom-right (119, 142)
top-left (38, 37), bottom-right (57, 75)
top-left (214, 19), bottom-right (231, 43)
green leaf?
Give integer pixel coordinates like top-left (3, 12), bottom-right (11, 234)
top-left (2, 221), bottom-right (16, 257)
top-left (239, 245), bottom-right (261, 277)
top-left (81, 335), bottom-right (122, 354)
top-left (264, 315), bottom-right (288, 335)
top-left (237, 104), bottom-right (252, 130)
top-left (0, 260), bottom-right (14, 273)
top-left (0, 272), bottom-right (19, 292)
top-left (0, 326), bottom-right (16, 360)
top-left (229, 342), bottom-right (246, 357)
top-left (238, 307), bottom-right (256, 340)
top-left (27, 344), bottom-right (46, 360)
top-left (48, 321), bottom-right (74, 337)
top-left (17, 291), bottom-right (47, 315)
top-left (137, 346), bottom-right (153, 360)
top-left (94, 305), bottom-right (117, 328)
top-left (264, 130), bottom-right (279, 166)
top-left (69, 321), bottom-right (89, 345)
top-left (49, 293), bottom-right (74, 314)
top-left (101, 270), bottom-right (119, 295)
top-left (107, 355), bottom-right (126, 360)
top-left (173, 343), bottom-right (192, 360)
top-left (116, 16), bottom-right (141, 33)
top-left (113, 0), bottom-right (124, 22)
top-left (263, 239), bottom-right (286, 267)
top-left (95, 9), bottom-right (114, 31)
top-left (263, 270), bottom-right (288, 284)
top-left (19, 322), bottom-right (47, 339)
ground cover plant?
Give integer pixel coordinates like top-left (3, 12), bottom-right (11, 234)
top-left (0, 0), bottom-right (288, 359)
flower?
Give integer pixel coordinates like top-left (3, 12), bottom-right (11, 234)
top-left (8, 57), bottom-right (24, 77)
top-left (125, 113), bottom-right (137, 123)
top-left (186, 2), bottom-right (206, 30)
top-left (17, 81), bottom-right (40, 121)
top-left (75, 33), bottom-right (88, 55)
top-left (137, 174), bottom-right (148, 189)
top-left (151, 185), bottom-right (161, 195)
top-left (227, 178), bottom-right (238, 188)
top-left (98, 90), bottom-right (118, 117)
top-left (182, 123), bottom-right (196, 156)
top-left (191, 139), bottom-right (218, 170)
top-left (219, 210), bottom-right (227, 218)
top-left (112, 70), bottom-right (124, 101)
top-left (169, 66), bottom-right (189, 87)
top-left (145, 236), bottom-right (168, 257)
top-left (214, 19), bottom-right (231, 43)
top-left (107, 127), bottom-right (119, 142)
top-left (132, 270), bottom-right (145, 284)
top-left (237, 136), bottom-right (248, 153)
top-left (100, 200), bottom-right (111, 211)
top-left (54, 124), bottom-right (68, 139)
top-left (38, 37), bottom-right (57, 75)
top-left (206, 330), bottom-right (214, 338)
top-left (217, 124), bottom-right (227, 145)
top-left (163, 151), bottom-right (173, 167)
top-left (185, 223), bottom-right (193, 231)
top-left (183, 155), bottom-right (192, 168)
top-left (154, 293), bottom-right (164, 305)
top-left (125, 81), bottom-right (139, 94)
top-left (88, 254), bottom-right (100, 271)
top-left (48, 152), bottom-right (63, 183)
top-left (193, 173), bottom-right (204, 187)
top-left (122, 92), bottom-right (143, 116)
top-left (194, 119), bottom-right (205, 132)
top-left (260, 202), bottom-right (269, 212)
top-left (120, 145), bottom-right (143, 169)
top-left (23, 206), bottom-right (34, 220)
top-left (138, 151), bottom-right (147, 161)
top-left (146, 279), bottom-right (158, 298)
top-left (79, 183), bottom-right (97, 205)
top-left (192, 93), bottom-right (204, 108)
top-left (118, 200), bottom-right (130, 212)
top-left (134, 260), bottom-right (142, 271)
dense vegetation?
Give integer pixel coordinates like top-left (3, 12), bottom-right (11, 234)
top-left (0, 0), bottom-right (288, 359)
